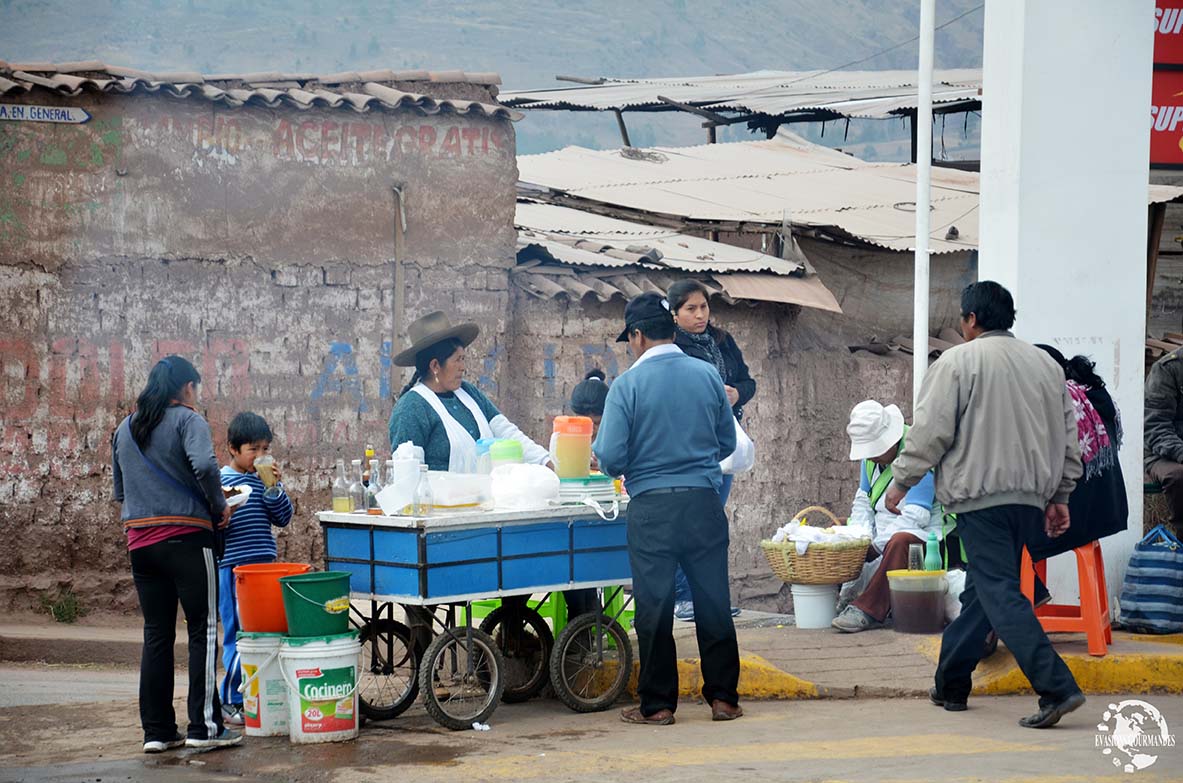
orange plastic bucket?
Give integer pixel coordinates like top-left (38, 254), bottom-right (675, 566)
top-left (234, 562), bottom-right (312, 633)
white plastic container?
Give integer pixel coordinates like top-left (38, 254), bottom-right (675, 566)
top-left (427, 471), bottom-right (492, 510)
top-left (237, 631), bottom-right (287, 737)
top-left (278, 631), bottom-right (361, 744)
top-left (790, 583), bottom-right (839, 629)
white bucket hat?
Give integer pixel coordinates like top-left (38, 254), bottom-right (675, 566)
top-left (846, 400), bottom-right (906, 461)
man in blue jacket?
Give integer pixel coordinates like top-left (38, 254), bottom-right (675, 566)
top-left (594, 292), bottom-right (741, 725)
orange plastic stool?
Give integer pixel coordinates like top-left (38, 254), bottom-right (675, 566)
top-left (1020, 541), bottom-right (1112, 657)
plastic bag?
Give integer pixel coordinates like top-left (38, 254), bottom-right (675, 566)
top-left (720, 417), bottom-right (755, 475)
top-left (944, 568), bottom-right (967, 621)
top-left (491, 464), bottom-right (560, 511)
top-left (1118, 525), bottom-right (1183, 633)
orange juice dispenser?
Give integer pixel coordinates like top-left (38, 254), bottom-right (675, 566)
top-left (550, 416), bottom-right (594, 479)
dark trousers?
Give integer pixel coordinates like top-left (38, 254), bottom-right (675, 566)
top-left (674, 474), bottom-right (733, 604)
top-left (935, 505), bottom-right (1079, 706)
top-left (1148, 459), bottom-right (1183, 528)
top-left (130, 533), bottom-right (224, 742)
top-left (628, 488), bottom-right (740, 715)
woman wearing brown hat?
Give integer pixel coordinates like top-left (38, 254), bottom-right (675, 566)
top-left (387, 311), bottom-right (549, 472)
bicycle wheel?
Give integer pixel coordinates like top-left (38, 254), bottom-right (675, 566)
top-left (419, 626), bottom-right (505, 731)
top-left (479, 605), bottom-right (553, 703)
top-left (549, 612), bottom-right (633, 713)
top-left (357, 617), bottom-right (421, 721)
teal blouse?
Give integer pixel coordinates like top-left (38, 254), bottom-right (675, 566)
top-left (388, 381), bottom-right (501, 471)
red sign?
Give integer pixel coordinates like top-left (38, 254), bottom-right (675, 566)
top-left (1157, 1), bottom-right (1183, 65)
top-left (1152, 70), bottom-right (1183, 166)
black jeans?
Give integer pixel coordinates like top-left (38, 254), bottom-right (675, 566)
top-left (627, 487), bottom-right (740, 715)
top-left (130, 532), bottom-right (224, 742)
top-left (935, 505), bottom-right (1080, 707)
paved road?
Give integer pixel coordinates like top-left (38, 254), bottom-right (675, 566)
top-left (1, 663), bottom-right (1179, 783)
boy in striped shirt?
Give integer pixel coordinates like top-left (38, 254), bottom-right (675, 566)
top-left (217, 412), bottom-right (293, 726)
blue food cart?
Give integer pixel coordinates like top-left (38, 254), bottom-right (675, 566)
top-left (317, 502), bottom-right (633, 730)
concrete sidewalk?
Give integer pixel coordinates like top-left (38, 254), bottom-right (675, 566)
top-left (670, 610), bottom-right (1183, 700)
top-left (3, 609), bottom-right (1181, 700)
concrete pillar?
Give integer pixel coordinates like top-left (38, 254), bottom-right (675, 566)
top-left (979, 1), bottom-right (1154, 602)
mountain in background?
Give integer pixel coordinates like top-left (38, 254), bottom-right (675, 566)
top-left (0, 0), bottom-right (984, 156)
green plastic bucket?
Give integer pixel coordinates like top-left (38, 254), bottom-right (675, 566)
top-left (278, 571), bottom-right (352, 637)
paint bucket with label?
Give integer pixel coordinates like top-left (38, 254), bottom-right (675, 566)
top-left (278, 571), bottom-right (351, 637)
top-left (236, 631), bottom-right (287, 737)
top-left (278, 631), bottom-right (361, 744)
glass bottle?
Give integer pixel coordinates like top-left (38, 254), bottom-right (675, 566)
top-left (348, 459), bottom-right (365, 513)
top-left (365, 459), bottom-right (383, 515)
top-left (331, 459), bottom-right (353, 512)
top-left (412, 465), bottom-right (433, 516)
top-left (362, 443), bottom-right (375, 486)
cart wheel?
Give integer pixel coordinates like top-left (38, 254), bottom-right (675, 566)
top-left (357, 618), bottom-right (422, 721)
top-left (549, 612), bottom-right (633, 713)
top-left (419, 626), bottom-right (505, 731)
top-left (479, 605), bottom-right (553, 703)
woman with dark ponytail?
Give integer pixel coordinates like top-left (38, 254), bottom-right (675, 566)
top-left (112, 356), bottom-right (241, 753)
top-left (1031, 345), bottom-right (1128, 557)
top-left (570, 369), bottom-right (610, 429)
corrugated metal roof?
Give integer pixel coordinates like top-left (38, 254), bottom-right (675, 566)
top-left (515, 202), bottom-right (802, 275)
top-left (0, 61), bottom-right (519, 120)
top-left (503, 69), bottom-right (982, 120)
top-left (514, 202), bottom-right (840, 313)
top-left (519, 132), bottom-right (1183, 254)
top-left (512, 258), bottom-right (842, 314)
top-left (518, 131), bottom-right (980, 254)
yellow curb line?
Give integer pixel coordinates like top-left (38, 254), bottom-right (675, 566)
top-left (623, 654), bottom-right (822, 700)
top-left (915, 637), bottom-right (1183, 696)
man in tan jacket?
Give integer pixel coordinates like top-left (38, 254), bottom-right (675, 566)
top-left (885, 281), bottom-right (1085, 729)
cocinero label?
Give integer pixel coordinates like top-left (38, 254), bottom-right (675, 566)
top-left (302, 682), bottom-right (353, 700)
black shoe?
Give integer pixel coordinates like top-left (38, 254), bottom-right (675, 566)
top-left (929, 686), bottom-right (967, 712)
top-left (1019, 691), bottom-right (1086, 729)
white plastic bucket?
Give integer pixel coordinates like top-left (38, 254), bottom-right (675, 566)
top-left (790, 583), bottom-right (839, 629)
top-left (237, 632), bottom-right (287, 737)
top-left (278, 631), bottom-right (361, 744)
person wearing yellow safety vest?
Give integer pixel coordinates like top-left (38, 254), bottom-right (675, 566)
top-left (832, 400), bottom-right (946, 633)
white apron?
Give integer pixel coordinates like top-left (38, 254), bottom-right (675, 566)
top-left (411, 384), bottom-right (494, 473)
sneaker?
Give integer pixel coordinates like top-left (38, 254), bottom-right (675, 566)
top-left (830, 605), bottom-right (884, 633)
top-left (221, 704), bottom-right (245, 727)
top-left (730, 606), bottom-right (741, 618)
top-left (185, 728), bottom-right (243, 750)
top-left (143, 734), bottom-right (186, 754)
top-left (674, 601), bottom-right (695, 622)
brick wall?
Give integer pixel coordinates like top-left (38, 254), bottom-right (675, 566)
top-left (0, 91), bottom-right (518, 612)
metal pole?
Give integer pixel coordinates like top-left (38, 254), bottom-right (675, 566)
top-left (613, 109), bottom-right (632, 147)
top-left (912, 0), bottom-right (936, 406)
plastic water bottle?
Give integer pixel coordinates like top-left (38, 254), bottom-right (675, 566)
top-left (924, 529), bottom-right (942, 571)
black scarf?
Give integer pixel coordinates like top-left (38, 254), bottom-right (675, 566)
top-left (677, 325), bottom-right (728, 382)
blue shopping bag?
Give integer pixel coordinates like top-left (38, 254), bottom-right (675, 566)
top-left (1118, 525), bottom-right (1183, 634)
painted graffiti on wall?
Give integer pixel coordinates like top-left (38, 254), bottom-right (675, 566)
top-left (145, 113), bottom-right (512, 165)
top-left (1, 335), bottom-right (612, 473)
